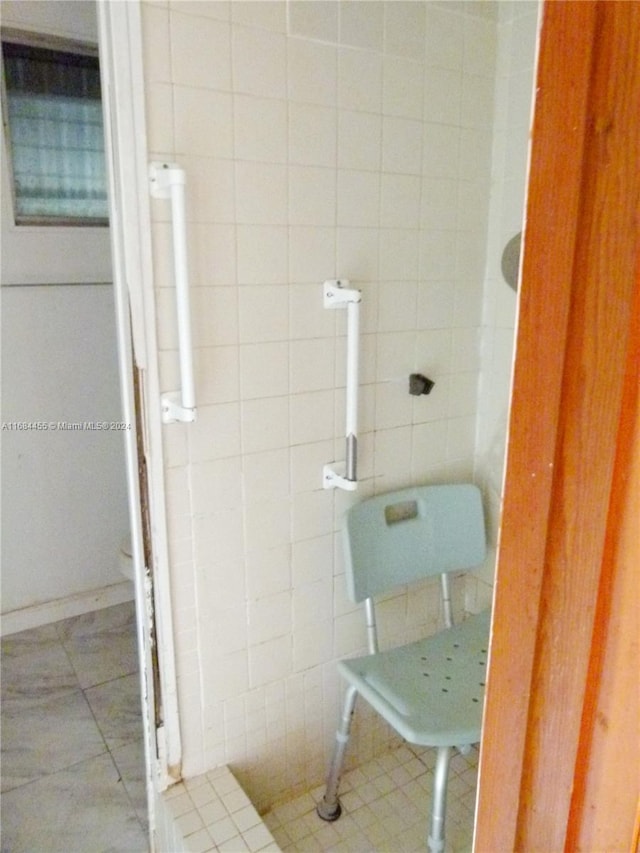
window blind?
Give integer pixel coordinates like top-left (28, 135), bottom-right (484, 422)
top-left (2, 40), bottom-right (108, 224)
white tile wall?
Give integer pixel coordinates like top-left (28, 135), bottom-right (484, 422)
top-left (139, 0), bottom-right (537, 816)
top-left (470, 1), bottom-right (541, 613)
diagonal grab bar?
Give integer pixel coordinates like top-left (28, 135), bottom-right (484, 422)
top-left (149, 162), bottom-right (197, 424)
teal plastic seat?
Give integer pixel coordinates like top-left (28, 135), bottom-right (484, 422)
top-left (317, 484), bottom-right (490, 853)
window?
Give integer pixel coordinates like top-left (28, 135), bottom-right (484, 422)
top-left (1, 33), bottom-right (108, 226)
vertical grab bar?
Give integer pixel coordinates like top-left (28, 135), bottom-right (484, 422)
top-left (149, 162), bottom-right (197, 424)
top-left (345, 296), bottom-right (359, 481)
top-left (323, 279), bottom-right (361, 491)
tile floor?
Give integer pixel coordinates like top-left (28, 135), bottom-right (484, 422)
top-left (161, 765), bottom-right (281, 853)
top-left (1, 599), bottom-right (478, 853)
top-left (263, 743), bottom-right (478, 853)
top-left (1, 601), bottom-right (149, 853)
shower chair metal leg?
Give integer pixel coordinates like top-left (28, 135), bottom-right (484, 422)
top-left (316, 685), bottom-right (358, 821)
top-left (428, 745), bottom-right (452, 853)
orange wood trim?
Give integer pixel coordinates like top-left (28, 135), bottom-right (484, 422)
top-left (566, 249), bottom-right (640, 851)
top-left (475, 2), bottom-right (640, 850)
top-left (474, 3), bottom-right (597, 848)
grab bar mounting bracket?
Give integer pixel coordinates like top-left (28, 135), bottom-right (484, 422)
top-left (161, 392), bottom-right (196, 425)
top-left (324, 279), bottom-right (361, 308)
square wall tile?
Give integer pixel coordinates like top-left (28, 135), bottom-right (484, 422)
top-left (194, 346), bottom-right (239, 405)
top-left (337, 110), bottom-right (382, 172)
top-left (424, 5), bottom-right (464, 70)
top-left (377, 282), bottom-right (418, 332)
top-left (291, 534), bottom-right (333, 587)
top-left (290, 339), bottom-right (335, 394)
top-left (378, 229), bottom-right (419, 281)
top-left (375, 331), bottom-right (418, 382)
top-left (188, 403), bottom-right (241, 463)
top-left (374, 425), bottom-right (413, 488)
top-left (381, 117), bottom-right (423, 175)
top-left (422, 123), bottom-right (460, 178)
top-left (384, 1), bottom-right (426, 60)
top-left (185, 157), bottom-right (235, 224)
top-left (235, 163), bottom-right (288, 225)
top-left (174, 87), bottom-right (233, 158)
top-left (228, 311), bottom-right (280, 384)
top-left (411, 419), bottom-right (449, 474)
top-left (288, 1), bottom-right (339, 43)
top-left (205, 608), bottom-right (248, 658)
top-left (237, 226), bottom-right (288, 286)
top-left (249, 636), bottom-right (291, 689)
top-left (233, 95), bottom-right (288, 163)
top-left (288, 38), bottom-right (337, 106)
top-left (446, 415), bottom-right (476, 461)
top-left (290, 440), bottom-right (334, 494)
top-left (193, 510), bottom-right (244, 568)
top-left (289, 102), bottom-right (337, 168)
top-left (336, 228), bottom-right (380, 283)
top-left (191, 457), bottom-right (243, 516)
top-left (417, 280), bottom-right (455, 331)
top-left (191, 287), bottom-right (238, 348)
top-left (338, 47), bottom-right (383, 113)
top-left (337, 170), bottom-right (380, 227)
top-left (171, 12), bottom-right (231, 90)
top-left (380, 174), bottom-right (421, 229)
top-left (242, 448), bottom-right (290, 505)
top-left (339, 1), bottom-right (384, 52)
top-left (291, 490), bottom-right (334, 542)
top-left (415, 328), bottom-right (453, 376)
top-left (232, 24), bottom-right (287, 98)
top-left (293, 620), bottom-right (333, 672)
top-left (245, 545), bottom-right (291, 601)
top-left (241, 396), bottom-right (289, 454)
top-left (421, 177), bottom-right (458, 231)
top-left (290, 390), bottom-right (334, 445)
top-left (289, 227), bottom-right (336, 285)
top-left (244, 499), bottom-right (292, 553)
top-left (191, 224), bottom-right (237, 287)
top-left (289, 283), bottom-right (336, 340)
top-left (289, 165), bottom-right (337, 227)
top-left (231, 1), bottom-right (287, 32)
top-left (424, 67), bottom-right (462, 126)
top-left (448, 371), bottom-right (480, 418)
top-left (374, 380), bottom-right (413, 430)
top-left (248, 593), bottom-right (292, 646)
top-left (383, 56), bottom-right (424, 120)
top-left (420, 230), bottom-right (457, 280)
top-left (238, 285), bottom-right (289, 344)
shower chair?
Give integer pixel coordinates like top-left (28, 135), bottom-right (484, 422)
top-left (317, 483), bottom-right (490, 853)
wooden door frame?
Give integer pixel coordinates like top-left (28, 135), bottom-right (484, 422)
top-left (474, 2), bottom-right (640, 850)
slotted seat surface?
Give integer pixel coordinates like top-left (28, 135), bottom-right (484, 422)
top-left (338, 608), bottom-right (490, 746)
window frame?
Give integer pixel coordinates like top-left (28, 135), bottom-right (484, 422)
top-left (1, 27), bottom-right (108, 228)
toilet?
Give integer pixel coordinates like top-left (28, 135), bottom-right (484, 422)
top-left (118, 536), bottom-right (134, 581)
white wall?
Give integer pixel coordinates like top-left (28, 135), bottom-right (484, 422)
top-left (140, 0), bottom-right (500, 810)
top-left (470, 0), bottom-right (540, 610)
top-left (1, 285), bottom-right (130, 611)
top-left (0, 1), bottom-right (129, 616)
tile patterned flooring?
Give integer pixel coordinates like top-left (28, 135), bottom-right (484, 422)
top-left (1, 600), bottom-right (478, 853)
top-left (1, 601), bottom-right (149, 853)
top-left (263, 743), bottom-right (478, 853)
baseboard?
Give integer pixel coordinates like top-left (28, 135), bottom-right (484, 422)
top-left (0, 580), bottom-right (134, 636)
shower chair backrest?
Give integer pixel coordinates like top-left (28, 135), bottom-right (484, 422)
top-left (343, 483), bottom-right (487, 605)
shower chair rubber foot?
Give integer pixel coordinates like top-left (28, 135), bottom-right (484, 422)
top-left (316, 798), bottom-right (342, 822)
